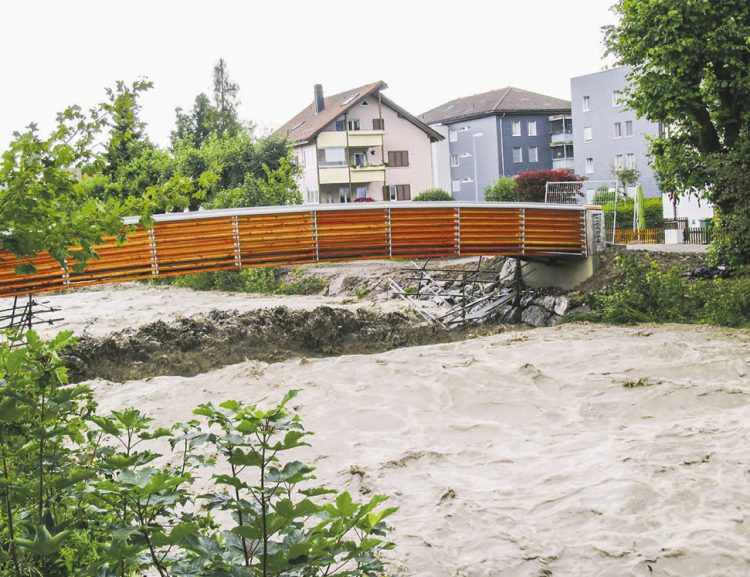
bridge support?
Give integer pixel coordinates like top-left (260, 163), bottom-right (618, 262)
top-left (520, 255), bottom-right (600, 291)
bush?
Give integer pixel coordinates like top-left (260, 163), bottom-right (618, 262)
top-left (168, 267), bottom-right (326, 295)
top-left (484, 176), bottom-right (517, 202)
top-left (0, 332), bottom-right (397, 576)
top-left (413, 188), bottom-right (453, 201)
top-left (513, 169), bottom-right (586, 203)
top-left (585, 255), bottom-right (750, 326)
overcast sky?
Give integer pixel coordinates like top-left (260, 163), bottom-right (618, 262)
top-left (1, 0), bottom-right (619, 149)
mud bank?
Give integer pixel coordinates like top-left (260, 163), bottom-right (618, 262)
top-left (66, 305), bottom-right (501, 382)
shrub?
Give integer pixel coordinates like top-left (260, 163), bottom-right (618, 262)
top-left (413, 188), bottom-right (453, 201)
top-left (484, 177), bottom-right (517, 202)
top-left (513, 169), bottom-right (586, 203)
top-left (0, 332), bottom-right (397, 576)
top-left (167, 267), bottom-right (326, 295)
top-left (585, 255), bottom-right (750, 326)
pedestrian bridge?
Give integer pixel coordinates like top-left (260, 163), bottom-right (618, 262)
top-left (0, 202), bottom-right (605, 297)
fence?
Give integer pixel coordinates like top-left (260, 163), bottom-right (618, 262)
top-left (614, 227), bottom-right (712, 245)
top-left (0, 202), bottom-right (592, 298)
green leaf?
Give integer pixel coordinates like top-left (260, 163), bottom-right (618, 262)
top-left (15, 525), bottom-right (70, 557)
top-left (0, 397), bottom-right (25, 423)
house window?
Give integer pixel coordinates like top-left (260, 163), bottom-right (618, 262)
top-left (449, 130), bottom-right (458, 142)
top-left (356, 186), bottom-right (369, 200)
top-left (614, 122), bottom-right (622, 138)
top-left (529, 146), bottom-right (539, 163)
top-left (335, 118), bottom-right (345, 131)
top-left (387, 184), bottom-right (411, 201)
top-left (451, 179), bottom-right (461, 192)
top-left (450, 154), bottom-right (459, 167)
top-left (512, 121), bottom-right (521, 136)
top-left (583, 127), bottom-right (592, 142)
top-left (347, 119), bottom-right (360, 131)
top-left (352, 152), bottom-right (367, 167)
top-left (339, 186), bottom-right (352, 203)
top-left (612, 90), bottom-right (623, 106)
top-left (296, 152), bottom-right (305, 169)
top-left (372, 118), bottom-right (385, 130)
top-left (527, 121), bottom-right (537, 136)
top-left (615, 154), bottom-right (624, 169)
top-left (319, 147), bottom-right (347, 166)
top-left (582, 96), bottom-right (590, 112)
top-left (585, 157), bottom-right (594, 174)
top-left (387, 150), bottom-right (409, 167)
top-left (512, 147), bottom-right (523, 163)
top-left (627, 153), bottom-right (636, 169)
top-left (625, 120), bottom-right (633, 137)
top-left (305, 188), bottom-right (318, 204)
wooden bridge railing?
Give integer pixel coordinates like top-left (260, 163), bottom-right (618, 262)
top-left (0, 202), bottom-right (593, 298)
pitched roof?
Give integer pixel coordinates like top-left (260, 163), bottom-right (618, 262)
top-left (275, 81), bottom-right (443, 144)
top-left (420, 86), bottom-right (571, 125)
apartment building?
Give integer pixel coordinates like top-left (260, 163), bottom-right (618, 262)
top-left (420, 87), bottom-right (573, 201)
top-left (275, 81), bottom-right (443, 204)
top-left (570, 66), bottom-right (661, 197)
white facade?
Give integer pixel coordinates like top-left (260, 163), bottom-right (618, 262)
top-left (662, 194), bottom-right (714, 226)
top-left (294, 95), bottom-right (438, 204)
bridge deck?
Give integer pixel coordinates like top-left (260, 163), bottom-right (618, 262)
top-left (0, 202), bottom-right (592, 297)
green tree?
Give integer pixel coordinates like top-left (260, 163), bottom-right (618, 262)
top-left (171, 93), bottom-right (216, 149)
top-left (484, 176), bottom-right (517, 202)
top-left (211, 58), bottom-right (242, 138)
top-left (0, 84), bottom-right (202, 273)
top-left (101, 79), bottom-right (155, 177)
top-left (604, 0), bottom-right (750, 264)
top-left (412, 188), bottom-right (452, 201)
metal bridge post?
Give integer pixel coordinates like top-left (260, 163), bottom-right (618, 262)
top-left (231, 216), bottom-right (242, 269)
top-left (147, 227), bottom-right (159, 276)
top-left (455, 207), bottom-right (461, 256)
top-left (312, 210), bottom-right (320, 262)
top-left (386, 207), bottom-right (392, 258)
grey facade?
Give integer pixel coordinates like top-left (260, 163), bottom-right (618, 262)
top-left (421, 87), bottom-right (573, 202)
top-left (571, 66), bottom-right (661, 198)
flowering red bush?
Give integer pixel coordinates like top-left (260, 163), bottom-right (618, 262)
top-left (514, 169), bottom-right (586, 202)
top-left (354, 196), bottom-right (375, 202)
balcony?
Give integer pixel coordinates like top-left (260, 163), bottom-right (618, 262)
top-left (550, 131), bottom-right (574, 145)
top-left (317, 129), bottom-right (385, 148)
top-left (319, 165), bottom-right (386, 184)
top-left (552, 158), bottom-right (575, 170)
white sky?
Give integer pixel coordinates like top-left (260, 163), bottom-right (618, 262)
top-left (1, 0), bottom-right (618, 149)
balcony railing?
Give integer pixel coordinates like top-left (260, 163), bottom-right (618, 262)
top-left (550, 131), bottom-right (574, 145)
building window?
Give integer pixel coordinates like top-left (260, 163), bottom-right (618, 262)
top-left (614, 122), bottom-right (622, 138)
top-left (512, 147), bottom-right (523, 163)
top-left (450, 154), bottom-right (459, 167)
top-left (583, 127), bottom-right (592, 142)
top-left (347, 119), bottom-right (360, 131)
top-left (527, 121), bottom-right (537, 136)
top-left (388, 184), bottom-right (411, 201)
top-left (387, 150), bottom-right (409, 167)
top-left (612, 90), bottom-right (623, 106)
top-left (582, 96), bottom-right (590, 112)
top-left (356, 186), bottom-right (368, 200)
top-left (585, 157), bottom-right (594, 173)
top-left (615, 154), bottom-right (624, 169)
top-left (627, 153), bottom-right (636, 169)
top-left (625, 120), bottom-right (633, 137)
top-left (449, 130), bottom-right (458, 142)
top-left (339, 186), bottom-right (352, 203)
top-left (529, 146), bottom-right (539, 163)
top-left (372, 118), bottom-right (385, 130)
top-left (319, 147), bottom-right (347, 166)
top-left (352, 152), bottom-right (367, 167)
top-left (305, 188), bottom-right (318, 204)
top-left (451, 179), bottom-right (461, 193)
top-left (512, 121), bottom-right (521, 136)
top-left (335, 118), bottom-right (345, 131)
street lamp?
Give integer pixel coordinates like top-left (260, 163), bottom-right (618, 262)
top-left (472, 133), bottom-right (484, 201)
